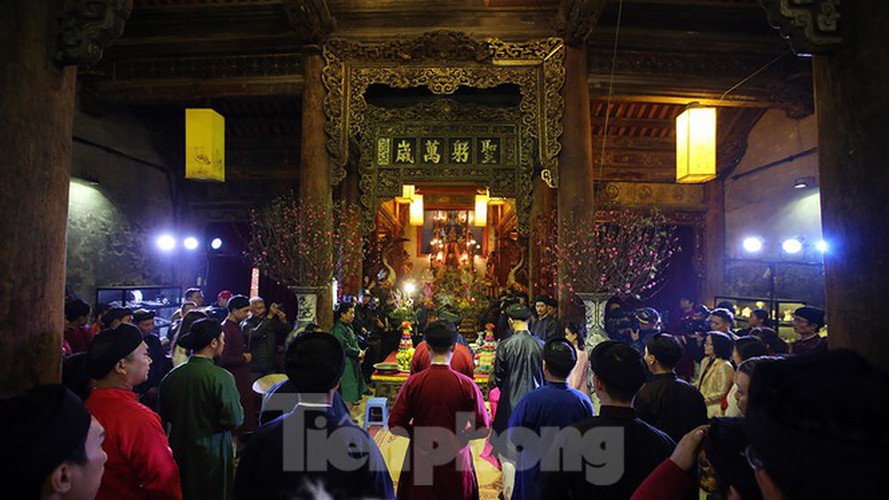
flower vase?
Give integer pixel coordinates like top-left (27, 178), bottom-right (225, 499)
top-left (289, 286), bottom-right (324, 327)
top-left (575, 292), bottom-right (612, 349)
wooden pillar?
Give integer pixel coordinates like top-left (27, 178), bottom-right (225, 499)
top-left (299, 46), bottom-right (334, 329)
top-left (530, 175), bottom-right (556, 298)
top-left (339, 168), bottom-right (363, 296)
top-left (557, 44), bottom-right (595, 320)
top-left (701, 179), bottom-right (725, 306)
top-left (0, 1), bottom-right (76, 395)
top-left (813, 1), bottom-right (889, 370)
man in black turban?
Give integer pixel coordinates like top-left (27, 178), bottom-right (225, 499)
top-left (0, 384), bottom-right (107, 499)
top-left (160, 318), bottom-right (244, 500)
top-left (84, 324), bottom-right (182, 499)
top-left (530, 295), bottom-right (559, 341)
top-left (540, 340), bottom-right (675, 498)
top-left (234, 332), bottom-right (395, 499)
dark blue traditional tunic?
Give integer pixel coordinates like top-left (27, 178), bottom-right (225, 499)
top-left (507, 381), bottom-right (595, 500)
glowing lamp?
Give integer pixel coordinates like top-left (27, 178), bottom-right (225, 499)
top-left (675, 104), bottom-right (716, 184)
top-left (742, 236), bottom-right (763, 254)
top-left (781, 238), bottom-right (803, 254)
top-left (409, 194), bottom-right (424, 226)
top-left (185, 109), bottom-right (225, 182)
top-left (474, 193), bottom-right (489, 227)
top-left (398, 185), bottom-right (416, 203)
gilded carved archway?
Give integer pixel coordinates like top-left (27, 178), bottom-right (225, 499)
top-left (321, 31), bottom-right (566, 234)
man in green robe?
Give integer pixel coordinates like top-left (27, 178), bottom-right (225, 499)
top-left (330, 302), bottom-right (367, 405)
top-left (160, 318), bottom-right (244, 500)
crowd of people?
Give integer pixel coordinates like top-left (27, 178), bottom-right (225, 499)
top-left (2, 286), bottom-right (888, 500)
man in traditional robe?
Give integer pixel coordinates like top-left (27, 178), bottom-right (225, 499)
top-left (235, 332), bottom-right (395, 499)
top-left (540, 341), bottom-right (675, 498)
top-left (219, 294), bottom-right (256, 434)
top-left (330, 301), bottom-right (367, 406)
top-left (389, 320), bottom-right (491, 499)
top-left (506, 338), bottom-right (594, 499)
top-left (491, 304), bottom-right (544, 462)
top-left (160, 319), bottom-right (244, 500)
top-left (84, 324), bottom-right (182, 499)
top-left (410, 332), bottom-right (475, 377)
top-left (634, 333), bottom-right (708, 443)
top-left (528, 295), bottom-right (559, 341)
top-left (64, 298), bottom-right (93, 354)
top-left (132, 309), bottom-right (172, 411)
top-left (1, 384), bottom-right (107, 500)
top-left (789, 306), bottom-right (827, 355)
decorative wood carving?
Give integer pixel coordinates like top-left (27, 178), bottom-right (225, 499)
top-left (322, 31), bottom-right (565, 188)
top-left (760, 0), bottom-right (842, 56)
top-left (595, 182), bottom-right (706, 209)
top-left (283, 0), bottom-right (335, 45)
top-left (554, 0), bottom-right (607, 47)
top-left (56, 0), bottom-right (133, 66)
top-left (358, 100), bottom-right (535, 235)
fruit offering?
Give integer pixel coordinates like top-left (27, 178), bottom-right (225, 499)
top-left (476, 323), bottom-right (497, 374)
top-left (396, 321), bottom-right (415, 372)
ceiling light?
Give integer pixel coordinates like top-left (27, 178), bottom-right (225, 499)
top-left (183, 237), bottom-right (199, 251)
top-left (156, 234), bottom-right (176, 252)
top-left (742, 236), bottom-right (763, 254)
top-left (781, 238), bottom-right (803, 254)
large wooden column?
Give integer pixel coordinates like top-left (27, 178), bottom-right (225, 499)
top-left (0, 0), bottom-right (130, 395)
top-left (701, 180), bottom-right (725, 306)
top-left (338, 168), bottom-right (363, 297)
top-left (556, 44), bottom-right (596, 319)
top-left (810, 2), bottom-right (889, 370)
top-left (299, 46), bottom-right (334, 329)
top-left (530, 174), bottom-right (556, 298)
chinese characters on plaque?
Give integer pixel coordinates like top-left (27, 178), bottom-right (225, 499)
top-left (381, 137), bottom-right (502, 166)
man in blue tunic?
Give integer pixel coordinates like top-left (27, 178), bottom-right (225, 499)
top-left (234, 332), bottom-right (394, 499)
top-left (506, 337), bottom-right (595, 499)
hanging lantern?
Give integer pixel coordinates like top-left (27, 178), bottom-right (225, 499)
top-left (675, 104), bottom-right (716, 184)
top-left (185, 109), bottom-right (225, 182)
top-left (409, 194), bottom-right (424, 226)
top-left (474, 192), bottom-right (489, 227)
top-left (399, 184), bottom-right (416, 203)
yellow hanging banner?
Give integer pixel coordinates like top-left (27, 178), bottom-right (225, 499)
top-left (185, 109), bottom-right (225, 182)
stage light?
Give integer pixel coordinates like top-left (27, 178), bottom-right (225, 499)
top-left (816, 239), bottom-right (829, 253)
top-left (782, 238), bottom-right (803, 254)
top-left (156, 234), bottom-right (176, 252)
top-left (211, 238), bottom-right (223, 250)
top-left (183, 237), bottom-right (199, 251)
top-left (742, 236), bottom-right (763, 254)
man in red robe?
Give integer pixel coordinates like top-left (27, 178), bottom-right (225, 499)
top-left (220, 294), bottom-right (256, 435)
top-left (410, 337), bottom-right (475, 377)
top-left (389, 320), bottom-right (490, 499)
top-left (84, 324), bottom-right (182, 499)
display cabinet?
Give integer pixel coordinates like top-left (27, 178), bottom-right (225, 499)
top-left (96, 285), bottom-right (182, 338)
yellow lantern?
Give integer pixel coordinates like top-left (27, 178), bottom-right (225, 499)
top-left (185, 109), bottom-right (225, 182)
top-left (409, 194), bottom-right (424, 226)
top-left (675, 104), bottom-right (716, 184)
top-left (474, 192), bottom-right (489, 227)
top-left (399, 184), bottom-right (416, 203)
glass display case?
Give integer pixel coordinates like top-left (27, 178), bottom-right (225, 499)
top-left (714, 295), bottom-right (806, 340)
top-left (96, 286), bottom-right (181, 338)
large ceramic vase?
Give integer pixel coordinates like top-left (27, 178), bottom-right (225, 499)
top-left (289, 286), bottom-right (324, 327)
top-left (575, 292), bottom-right (612, 349)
